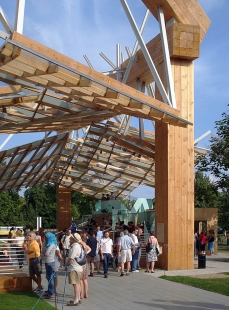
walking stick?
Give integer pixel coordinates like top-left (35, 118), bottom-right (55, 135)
top-left (62, 270), bottom-right (67, 310)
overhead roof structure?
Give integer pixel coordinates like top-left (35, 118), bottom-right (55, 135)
top-left (0, 0), bottom-right (210, 199)
top-left (0, 32), bottom-right (191, 133)
top-left (0, 121), bottom-right (156, 198)
top-left (0, 133), bottom-right (69, 191)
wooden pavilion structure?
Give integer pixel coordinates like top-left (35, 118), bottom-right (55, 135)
top-left (0, 0), bottom-right (210, 270)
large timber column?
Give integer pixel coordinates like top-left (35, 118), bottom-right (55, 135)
top-left (56, 185), bottom-right (72, 231)
top-left (155, 59), bottom-right (194, 270)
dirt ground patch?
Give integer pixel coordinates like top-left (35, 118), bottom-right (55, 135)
top-left (191, 273), bottom-right (229, 279)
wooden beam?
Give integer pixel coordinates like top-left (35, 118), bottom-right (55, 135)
top-left (142, 0), bottom-right (210, 42)
top-left (0, 85), bottom-right (21, 95)
top-left (8, 32), bottom-right (189, 127)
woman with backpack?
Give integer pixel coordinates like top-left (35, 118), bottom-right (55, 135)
top-left (79, 232), bottom-right (91, 300)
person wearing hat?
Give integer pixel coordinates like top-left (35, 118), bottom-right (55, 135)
top-left (42, 232), bottom-right (57, 299)
top-left (65, 233), bottom-right (83, 306)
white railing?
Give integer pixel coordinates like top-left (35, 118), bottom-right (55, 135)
top-left (77, 221), bottom-right (88, 228)
top-left (0, 238), bottom-right (28, 275)
top-left (0, 226), bottom-right (23, 231)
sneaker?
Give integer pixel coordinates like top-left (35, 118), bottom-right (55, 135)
top-left (104, 274), bottom-right (108, 278)
top-left (33, 287), bottom-right (43, 293)
top-left (132, 270), bottom-right (139, 273)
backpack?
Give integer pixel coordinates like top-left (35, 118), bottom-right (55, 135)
top-left (71, 224), bottom-right (77, 233)
top-left (75, 245), bottom-right (87, 266)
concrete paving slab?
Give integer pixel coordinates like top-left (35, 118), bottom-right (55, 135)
top-left (30, 252), bottom-right (229, 310)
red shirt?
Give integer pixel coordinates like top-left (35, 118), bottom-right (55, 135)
top-left (200, 234), bottom-right (207, 245)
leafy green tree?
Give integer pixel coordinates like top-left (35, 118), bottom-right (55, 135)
top-left (24, 183), bottom-right (57, 228)
top-left (71, 191), bottom-right (96, 216)
top-left (197, 109), bottom-right (229, 189)
top-left (194, 170), bottom-right (219, 208)
top-left (71, 204), bottom-right (80, 219)
top-left (0, 190), bottom-right (26, 226)
top-left (217, 190), bottom-right (229, 229)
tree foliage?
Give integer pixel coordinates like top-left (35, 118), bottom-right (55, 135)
top-left (194, 170), bottom-right (219, 208)
top-left (196, 109), bottom-right (229, 228)
top-left (0, 190), bottom-right (25, 226)
top-left (197, 110), bottom-right (229, 189)
top-left (24, 183), bottom-right (57, 228)
top-left (0, 182), bottom-right (97, 228)
top-left (71, 191), bottom-right (96, 216)
top-left (217, 189), bottom-right (229, 229)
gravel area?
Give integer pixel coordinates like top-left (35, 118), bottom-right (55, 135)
top-left (191, 273), bottom-right (229, 279)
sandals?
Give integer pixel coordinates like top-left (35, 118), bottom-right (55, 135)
top-left (145, 270), bottom-right (149, 273)
top-left (151, 271), bottom-right (155, 273)
top-left (67, 300), bottom-right (80, 306)
top-left (43, 295), bottom-right (54, 299)
top-left (126, 272), bottom-right (130, 276)
top-left (120, 272), bottom-right (124, 277)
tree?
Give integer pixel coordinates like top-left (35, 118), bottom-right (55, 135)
top-left (0, 190), bottom-right (26, 226)
top-left (197, 109), bottom-right (229, 189)
top-left (217, 189), bottom-right (229, 229)
top-left (71, 191), bottom-right (96, 217)
top-left (24, 183), bottom-right (57, 228)
top-left (194, 170), bottom-right (219, 208)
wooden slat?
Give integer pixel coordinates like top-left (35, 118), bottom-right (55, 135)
top-left (0, 85), bottom-right (21, 95)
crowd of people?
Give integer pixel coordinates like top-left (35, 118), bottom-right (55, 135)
top-left (100, 192), bottom-right (115, 201)
top-left (1, 222), bottom-right (160, 306)
top-left (194, 229), bottom-right (215, 256)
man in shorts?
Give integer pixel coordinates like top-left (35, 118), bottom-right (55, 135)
top-left (23, 231), bottom-right (42, 292)
top-left (117, 230), bottom-right (136, 276)
top-left (65, 233), bottom-right (83, 306)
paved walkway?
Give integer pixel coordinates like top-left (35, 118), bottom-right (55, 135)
top-left (40, 252), bottom-right (229, 310)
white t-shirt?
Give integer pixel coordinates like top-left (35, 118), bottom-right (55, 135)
top-left (100, 238), bottom-right (113, 254)
top-left (16, 236), bottom-right (24, 247)
top-left (61, 235), bottom-right (71, 249)
top-left (67, 243), bottom-right (83, 273)
top-left (130, 234), bottom-right (138, 247)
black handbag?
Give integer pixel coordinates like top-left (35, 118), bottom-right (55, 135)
top-left (146, 242), bottom-right (151, 253)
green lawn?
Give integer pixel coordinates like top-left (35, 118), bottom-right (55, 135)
top-left (160, 274), bottom-right (229, 296)
top-left (0, 291), bottom-right (56, 310)
top-left (218, 246), bottom-right (229, 253)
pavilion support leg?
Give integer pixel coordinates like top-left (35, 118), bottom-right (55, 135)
top-left (155, 59), bottom-right (194, 270)
top-left (56, 185), bottom-right (71, 232)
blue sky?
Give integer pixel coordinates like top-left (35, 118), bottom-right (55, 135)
top-left (0, 0), bottom-right (228, 198)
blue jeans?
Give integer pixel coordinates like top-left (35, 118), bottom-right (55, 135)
top-left (62, 248), bottom-right (69, 265)
top-left (137, 248), bottom-right (141, 269)
top-left (102, 253), bottom-right (111, 275)
top-left (131, 247), bottom-right (139, 271)
top-left (45, 262), bottom-right (55, 296)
